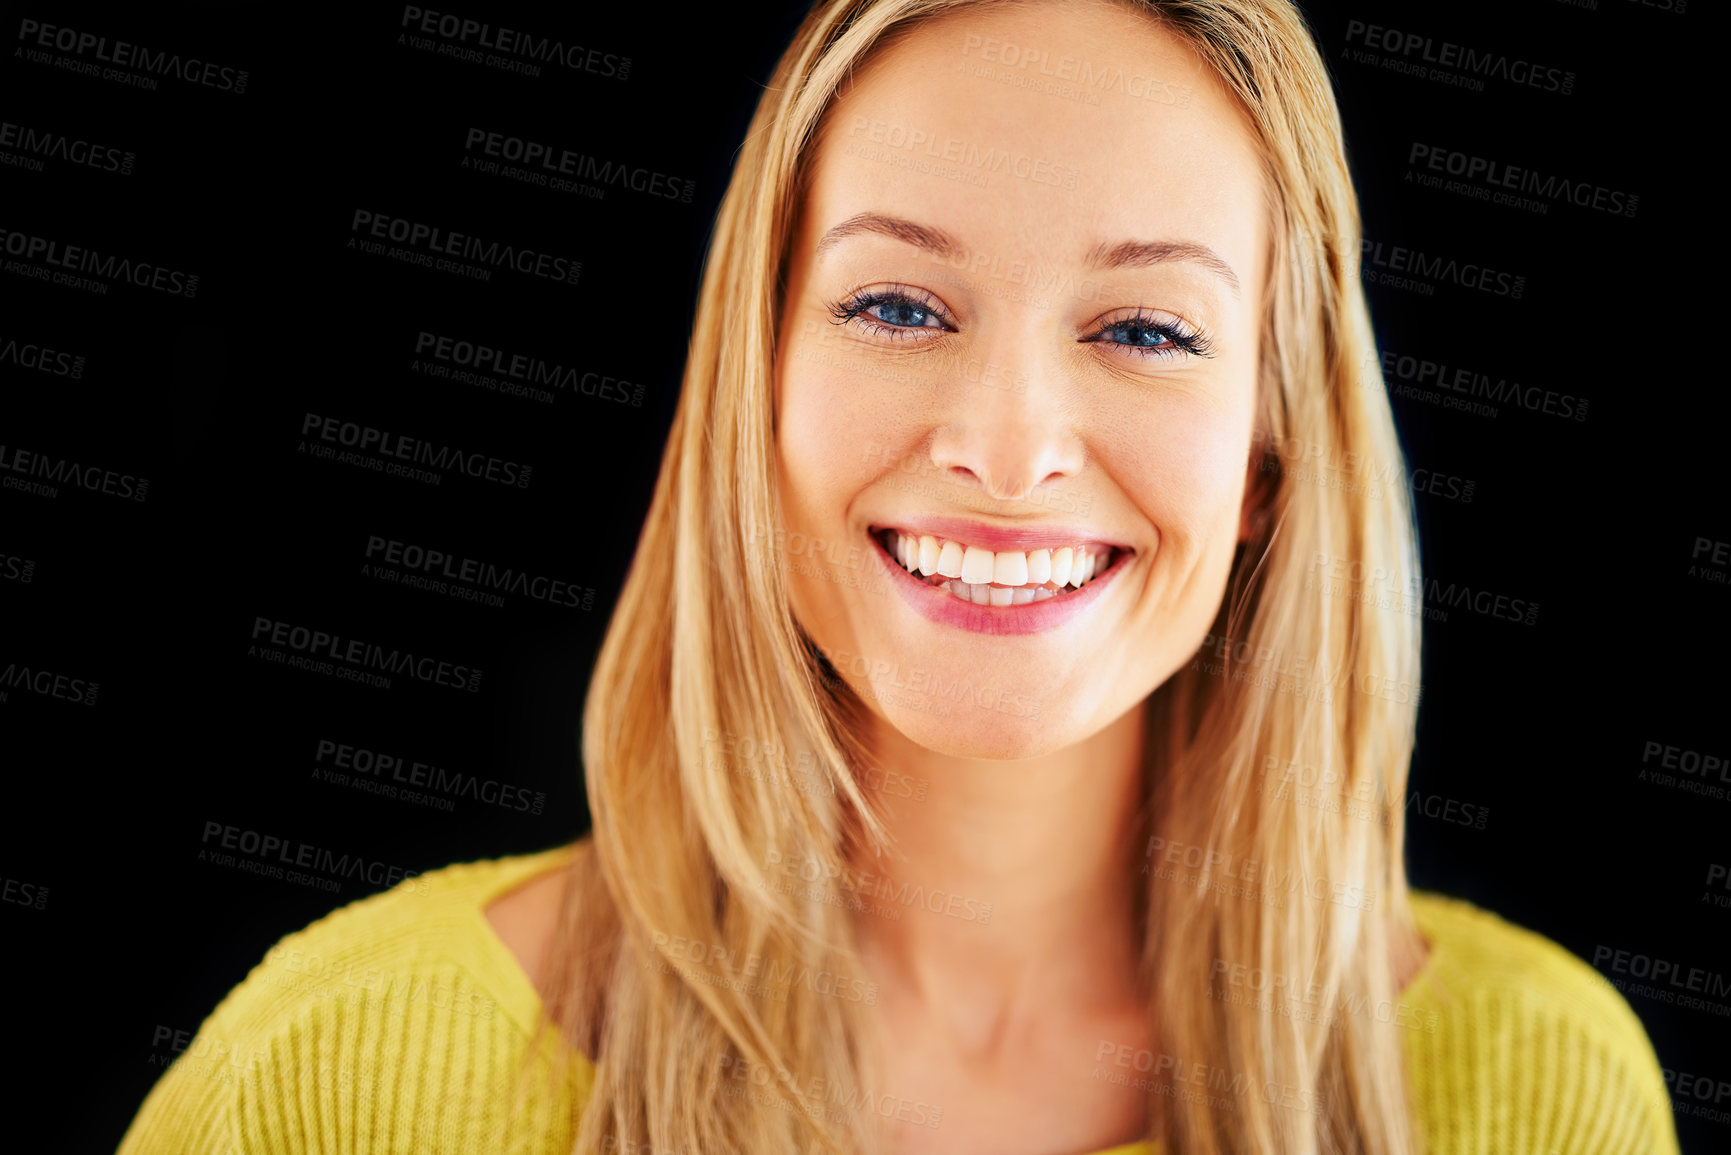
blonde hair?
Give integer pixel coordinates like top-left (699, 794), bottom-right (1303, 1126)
top-left (534, 2), bottom-right (1426, 1153)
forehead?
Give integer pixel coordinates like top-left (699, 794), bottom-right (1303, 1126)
top-left (802, 0), bottom-right (1268, 292)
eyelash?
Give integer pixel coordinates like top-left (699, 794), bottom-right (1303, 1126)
top-left (826, 288), bottom-right (1215, 360)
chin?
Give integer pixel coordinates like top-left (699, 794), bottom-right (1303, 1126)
top-left (875, 698), bottom-right (1078, 761)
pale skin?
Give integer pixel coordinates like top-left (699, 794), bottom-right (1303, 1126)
top-left (489, 2), bottom-right (1425, 1152)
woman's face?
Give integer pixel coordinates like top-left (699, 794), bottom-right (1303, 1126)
top-left (774, 0), bottom-right (1270, 759)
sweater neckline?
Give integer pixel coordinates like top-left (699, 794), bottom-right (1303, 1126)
top-left (458, 847), bottom-right (1449, 1155)
top-left (463, 844), bottom-right (583, 1038)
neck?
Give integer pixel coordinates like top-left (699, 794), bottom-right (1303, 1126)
top-left (845, 704), bottom-right (1149, 1049)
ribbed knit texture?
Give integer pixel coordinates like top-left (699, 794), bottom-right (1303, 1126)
top-left (119, 847), bottom-right (1681, 1154)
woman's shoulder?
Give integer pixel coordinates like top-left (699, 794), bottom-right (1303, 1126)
top-left (1407, 889), bottom-right (1652, 1037)
top-left (1404, 890), bottom-right (1680, 1154)
top-left (216, 841), bottom-right (583, 1029)
top-left (118, 842), bottom-right (588, 1155)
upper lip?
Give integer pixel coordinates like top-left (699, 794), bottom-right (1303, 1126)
top-left (869, 517), bottom-right (1134, 553)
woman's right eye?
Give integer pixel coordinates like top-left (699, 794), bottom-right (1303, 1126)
top-left (863, 298), bottom-right (939, 328)
top-left (827, 287), bottom-right (954, 340)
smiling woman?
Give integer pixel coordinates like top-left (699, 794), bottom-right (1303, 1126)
top-left (118, 2), bottom-right (1679, 1154)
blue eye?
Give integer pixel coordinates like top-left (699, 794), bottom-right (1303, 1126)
top-left (1102, 319), bottom-right (1173, 348)
top-left (869, 299), bottom-right (936, 328)
top-left (1082, 311), bottom-right (1214, 360)
top-left (829, 287), bottom-right (953, 339)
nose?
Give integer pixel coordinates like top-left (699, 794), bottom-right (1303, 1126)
top-left (924, 350), bottom-right (1084, 503)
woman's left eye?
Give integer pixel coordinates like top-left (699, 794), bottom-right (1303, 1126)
top-left (1083, 313), bottom-right (1214, 360)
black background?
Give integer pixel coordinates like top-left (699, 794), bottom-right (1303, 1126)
top-left (0, 2), bottom-right (1720, 1151)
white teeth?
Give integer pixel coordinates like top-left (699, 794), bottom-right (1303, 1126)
top-left (1025, 549), bottom-right (1051, 585)
top-left (918, 535), bottom-right (940, 576)
top-left (1072, 550), bottom-right (1093, 587)
top-left (960, 545), bottom-right (997, 585)
top-left (885, 530), bottom-right (1117, 606)
top-left (993, 551), bottom-right (1029, 586)
top-left (1050, 547), bottom-right (1073, 587)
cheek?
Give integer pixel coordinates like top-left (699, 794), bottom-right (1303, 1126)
top-left (776, 343), bottom-right (929, 519)
top-left (778, 367), bottom-right (851, 527)
top-left (1098, 393), bottom-right (1249, 546)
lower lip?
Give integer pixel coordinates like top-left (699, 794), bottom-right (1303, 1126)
top-left (869, 531), bottom-right (1129, 637)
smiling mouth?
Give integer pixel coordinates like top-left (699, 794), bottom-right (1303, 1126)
top-left (872, 527), bottom-right (1127, 606)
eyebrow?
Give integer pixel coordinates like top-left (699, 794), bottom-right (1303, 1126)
top-left (1086, 238), bottom-right (1241, 299)
top-left (813, 212), bottom-right (1240, 299)
top-left (814, 212), bottom-right (963, 261)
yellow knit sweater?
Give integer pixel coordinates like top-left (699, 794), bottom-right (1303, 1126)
top-left (119, 845), bottom-right (1680, 1154)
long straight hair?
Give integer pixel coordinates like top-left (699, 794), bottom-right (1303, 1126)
top-left (534, 3), bottom-right (1426, 1152)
